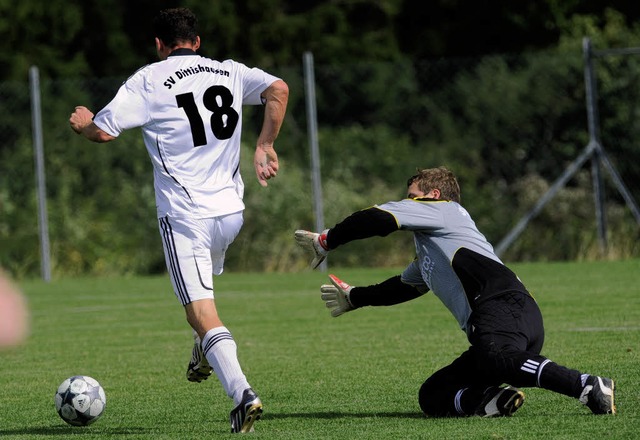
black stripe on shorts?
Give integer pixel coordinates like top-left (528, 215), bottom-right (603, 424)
top-left (159, 217), bottom-right (190, 305)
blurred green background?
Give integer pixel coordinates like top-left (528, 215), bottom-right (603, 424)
top-left (2, 1), bottom-right (640, 278)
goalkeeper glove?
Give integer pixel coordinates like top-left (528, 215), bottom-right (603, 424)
top-left (320, 274), bottom-right (356, 317)
top-left (294, 229), bottom-right (329, 269)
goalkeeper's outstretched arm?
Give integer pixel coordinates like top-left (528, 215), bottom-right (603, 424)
top-left (326, 207), bottom-right (399, 249)
top-left (349, 275), bottom-right (426, 308)
top-left (321, 274), bottom-right (426, 318)
top-left (295, 207), bottom-right (398, 269)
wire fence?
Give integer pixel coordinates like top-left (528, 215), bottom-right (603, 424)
top-left (1, 47), bottom-right (639, 278)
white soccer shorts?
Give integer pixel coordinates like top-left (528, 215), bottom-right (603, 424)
top-left (158, 212), bottom-right (243, 305)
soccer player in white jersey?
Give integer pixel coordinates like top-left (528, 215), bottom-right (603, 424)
top-left (295, 167), bottom-right (616, 418)
top-left (69, 7), bottom-right (288, 433)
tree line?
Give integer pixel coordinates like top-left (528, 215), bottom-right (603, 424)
top-left (3, 1), bottom-right (640, 81)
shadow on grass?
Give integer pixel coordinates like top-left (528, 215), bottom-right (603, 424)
top-left (266, 411), bottom-right (425, 420)
top-left (0, 425), bottom-right (148, 436)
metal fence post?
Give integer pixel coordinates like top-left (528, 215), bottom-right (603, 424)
top-left (303, 52), bottom-right (327, 271)
top-left (582, 37), bottom-right (607, 255)
top-left (29, 66), bottom-right (51, 282)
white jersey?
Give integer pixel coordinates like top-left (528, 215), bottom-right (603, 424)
top-left (93, 49), bottom-right (281, 218)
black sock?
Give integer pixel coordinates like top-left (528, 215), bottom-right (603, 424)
top-left (537, 361), bottom-right (585, 397)
top-left (458, 387), bottom-right (487, 415)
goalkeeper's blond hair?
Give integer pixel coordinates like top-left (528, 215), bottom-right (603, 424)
top-left (407, 166), bottom-right (461, 203)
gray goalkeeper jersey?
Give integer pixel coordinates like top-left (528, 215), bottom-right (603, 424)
top-left (373, 198), bottom-right (528, 334)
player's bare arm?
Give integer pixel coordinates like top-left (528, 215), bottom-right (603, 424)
top-left (69, 106), bottom-right (116, 143)
top-left (254, 79), bottom-right (289, 187)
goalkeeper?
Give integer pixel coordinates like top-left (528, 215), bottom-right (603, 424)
top-left (295, 166), bottom-right (616, 417)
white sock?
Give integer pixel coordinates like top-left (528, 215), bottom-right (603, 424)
top-left (454, 388), bottom-right (467, 415)
top-left (580, 374), bottom-right (590, 388)
top-left (201, 326), bottom-right (250, 405)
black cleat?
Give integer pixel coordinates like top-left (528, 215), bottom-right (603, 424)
top-left (230, 388), bottom-right (263, 433)
top-left (579, 376), bottom-right (616, 415)
top-left (186, 337), bottom-right (212, 383)
top-left (475, 385), bottom-right (525, 417)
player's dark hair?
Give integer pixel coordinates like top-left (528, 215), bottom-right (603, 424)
top-left (153, 7), bottom-right (198, 48)
top-left (407, 166), bottom-right (461, 203)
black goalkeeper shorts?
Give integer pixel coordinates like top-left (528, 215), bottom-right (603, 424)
top-left (419, 291), bottom-right (545, 415)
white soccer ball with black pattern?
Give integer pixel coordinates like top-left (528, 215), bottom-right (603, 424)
top-left (54, 375), bottom-right (106, 426)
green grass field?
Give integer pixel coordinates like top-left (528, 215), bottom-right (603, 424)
top-left (2, 259), bottom-right (639, 439)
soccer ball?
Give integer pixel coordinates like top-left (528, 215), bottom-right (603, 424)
top-left (54, 375), bottom-right (106, 426)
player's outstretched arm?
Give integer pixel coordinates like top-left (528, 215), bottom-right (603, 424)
top-left (294, 229), bottom-right (329, 269)
top-left (321, 274), bottom-right (357, 317)
top-left (294, 207), bottom-right (400, 269)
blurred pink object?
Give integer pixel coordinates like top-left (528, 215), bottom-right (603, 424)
top-left (0, 272), bottom-right (29, 347)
